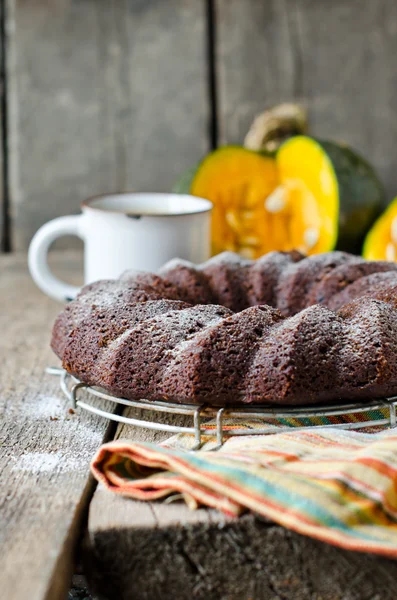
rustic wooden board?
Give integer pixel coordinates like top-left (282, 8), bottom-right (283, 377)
top-left (216, 0), bottom-right (397, 201)
top-left (8, 0), bottom-right (209, 249)
top-left (0, 0), bottom-right (5, 249)
top-left (0, 252), bottom-right (116, 600)
top-left (85, 411), bottom-right (397, 600)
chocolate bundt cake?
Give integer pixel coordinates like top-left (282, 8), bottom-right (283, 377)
top-left (52, 251), bottom-right (397, 406)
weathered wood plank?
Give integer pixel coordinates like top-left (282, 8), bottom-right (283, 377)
top-left (0, 252), bottom-right (116, 600)
top-left (216, 0), bottom-right (397, 201)
top-left (8, 0), bottom-right (209, 249)
top-left (87, 506), bottom-right (397, 600)
top-left (0, 0), bottom-right (5, 250)
top-left (85, 410), bottom-right (397, 600)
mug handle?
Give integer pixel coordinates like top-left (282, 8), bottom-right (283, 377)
top-left (28, 215), bottom-right (84, 302)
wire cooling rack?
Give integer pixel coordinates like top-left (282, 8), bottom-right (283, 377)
top-left (47, 366), bottom-right (397, 449)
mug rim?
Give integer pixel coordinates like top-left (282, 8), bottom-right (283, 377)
top-left (81, 192), bottom-right (213, 217)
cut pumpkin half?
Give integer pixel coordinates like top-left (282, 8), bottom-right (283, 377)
top-left (174, 137), bottom-right (384, 258)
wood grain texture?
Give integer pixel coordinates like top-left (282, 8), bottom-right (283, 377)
top-left (216, 0), bottom-right (397, 201)
top-left (87, 507), bottom-right (397, 600)
top-left (0, 252), bottom-right (115, 600)
top-left (9, 0), bottom-right (209, 249)
top-left (0, 0), bottom-right (5, 249)
top-left (85, 410), bottom-right (397, 600)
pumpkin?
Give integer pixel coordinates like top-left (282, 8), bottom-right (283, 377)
top-left (276, 136), bottom-right (384, 255)
top-left (363, 197), bottom-right (397, 261)
top-left (174, 136), bottom-right (384, 258)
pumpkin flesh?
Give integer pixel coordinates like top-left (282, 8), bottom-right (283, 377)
top-left (190, 142), bottom-right (339, 257)
top-left (178, 138), bottom-right (383, 258)
top-left (190, 146), bottom-right (279, 258)
top-left (363, 197), bottom-right (397, 261)
top-left (277, 136), bottom-right (339, 254)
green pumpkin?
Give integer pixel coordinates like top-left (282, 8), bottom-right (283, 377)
top-left (174, 137), bottom-right (384, 257)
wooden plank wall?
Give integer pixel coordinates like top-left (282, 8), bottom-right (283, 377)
top-left (4, 0), bottom-right (209, 250)
top-left (2, 0), bottom-right (397, 251)
top-left (0, 0), bottom-right (5, 250)
top-left (216, 0), bottom-right (397, 200)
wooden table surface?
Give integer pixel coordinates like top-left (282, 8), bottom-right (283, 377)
top-left (2, 252), bottom-right (397, 600)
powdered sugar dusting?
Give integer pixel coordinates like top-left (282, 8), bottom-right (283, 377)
top-left (22, 395), bottom-right (64, 420)
top-left (63, 418), bottom-right (103, 445)
top-left (19, 392), bottom-right (104, 447)
top-left (150, 305), bottom-right (231, 335)
top-left (11, 452), bottom-right (85, 474)
top-left (159, 257), bottom-right (195, 273)
top-left (161, 311), bottom-right (232, 377)
top-left (101, 327), bottom-right (134, 352)
top-left (199, 251), bottom-right (251, 269)
top-left (119, 268), bottom-right (147, 281)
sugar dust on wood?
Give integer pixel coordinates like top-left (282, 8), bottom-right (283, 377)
top-left (20, 393), bottom-right (101, 443)
top-left (11, 452), bottom-right (86, 474)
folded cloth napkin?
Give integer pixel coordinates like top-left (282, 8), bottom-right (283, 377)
top-left (91, 421), bottom-right (397, 558)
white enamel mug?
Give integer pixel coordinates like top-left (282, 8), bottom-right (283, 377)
top-left (28, 192), bottom-right (212, 302)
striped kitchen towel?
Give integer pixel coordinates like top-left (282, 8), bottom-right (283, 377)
top-left (91, 424), bottom-right (397, 558)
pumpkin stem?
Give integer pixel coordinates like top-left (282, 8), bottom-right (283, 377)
top-left (244, 103), bottom-right (308, 152)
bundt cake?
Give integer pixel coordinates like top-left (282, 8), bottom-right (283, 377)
top-left (51, 251), bottom-right (397, 406)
